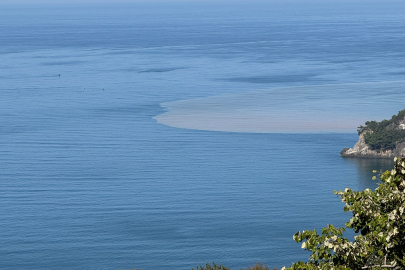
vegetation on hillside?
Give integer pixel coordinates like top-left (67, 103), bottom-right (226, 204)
top-left (357, 109), bottom-right (405, 151)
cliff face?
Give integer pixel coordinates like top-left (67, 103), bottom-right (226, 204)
top-left (341, 117), bottom-right (405, 158)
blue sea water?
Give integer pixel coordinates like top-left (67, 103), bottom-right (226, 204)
top-left (1, 1), bottom-right (405, 269)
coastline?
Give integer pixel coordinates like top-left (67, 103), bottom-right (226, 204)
top-left (341, 132), bottom-right (405, 158)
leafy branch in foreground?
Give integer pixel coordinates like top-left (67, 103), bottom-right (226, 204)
top-left (193, 262), bottom-right (230, 270)
top-left (193, 262), bottom-right (272, 270)
top-left (283, 157), bottom-right (405, 270)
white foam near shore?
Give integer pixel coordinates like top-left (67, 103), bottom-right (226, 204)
top-left (153, 82), bottom-right (405, 133)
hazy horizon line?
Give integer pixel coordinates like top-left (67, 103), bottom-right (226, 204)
top-left (1, 0), bottom-right (402, 6)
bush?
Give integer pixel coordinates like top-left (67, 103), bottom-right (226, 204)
top-left (193, 262), bottom-right (273, 270)
top-left (192, 263), bottom-right (230, 270)
top-left (245, 263), bottom-right (271, 270)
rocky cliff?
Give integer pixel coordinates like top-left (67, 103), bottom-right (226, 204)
top-left (341, 133), bottom-right (405, 158)
top-left (341, 112), bottom-right (405, 158)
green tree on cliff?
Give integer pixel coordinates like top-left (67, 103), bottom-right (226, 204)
top-left (359, 109), bottom-right (405, 151)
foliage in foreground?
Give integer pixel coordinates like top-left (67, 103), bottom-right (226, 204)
top-left (283, 157), bottom-right (405, 270)
top-left (193, 262), bottom-right (272, 270)
top-left (193, 262), bottom-right (230, 270)
top-left (357, 109), bottom-right (405, 151)
top-left (195, 158), bottom-right (405, 270)
top-left (246, 263), bottom-right (270, 270)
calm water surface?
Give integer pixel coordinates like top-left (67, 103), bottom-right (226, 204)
top-left (0, 1), bottom-right (404, 269)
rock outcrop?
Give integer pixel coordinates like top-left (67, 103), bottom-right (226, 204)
top-left (341, 133), bottom-right (405, 158)
top-left (341, 113), bottom-right (405, 158)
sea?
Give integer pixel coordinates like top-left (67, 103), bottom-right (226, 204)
top-left (1, 1), bottom-right (405, 269)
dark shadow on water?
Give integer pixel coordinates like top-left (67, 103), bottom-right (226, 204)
top-left (41, 60), bottom-right (87, 66)
top-left (138, 67), bottom-right (186, 73)
top-left (221, 74), bottom-right (316, 84)
top-left (92, 103), bottom-right (165, 118)
top-left (342, 157), bottom-right (394, 190)
top-left (386, 71), bottom-right (405, 75)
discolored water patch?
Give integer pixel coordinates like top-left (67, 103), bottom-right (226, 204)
top-left (154, 81), bottom-right (405, 133)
